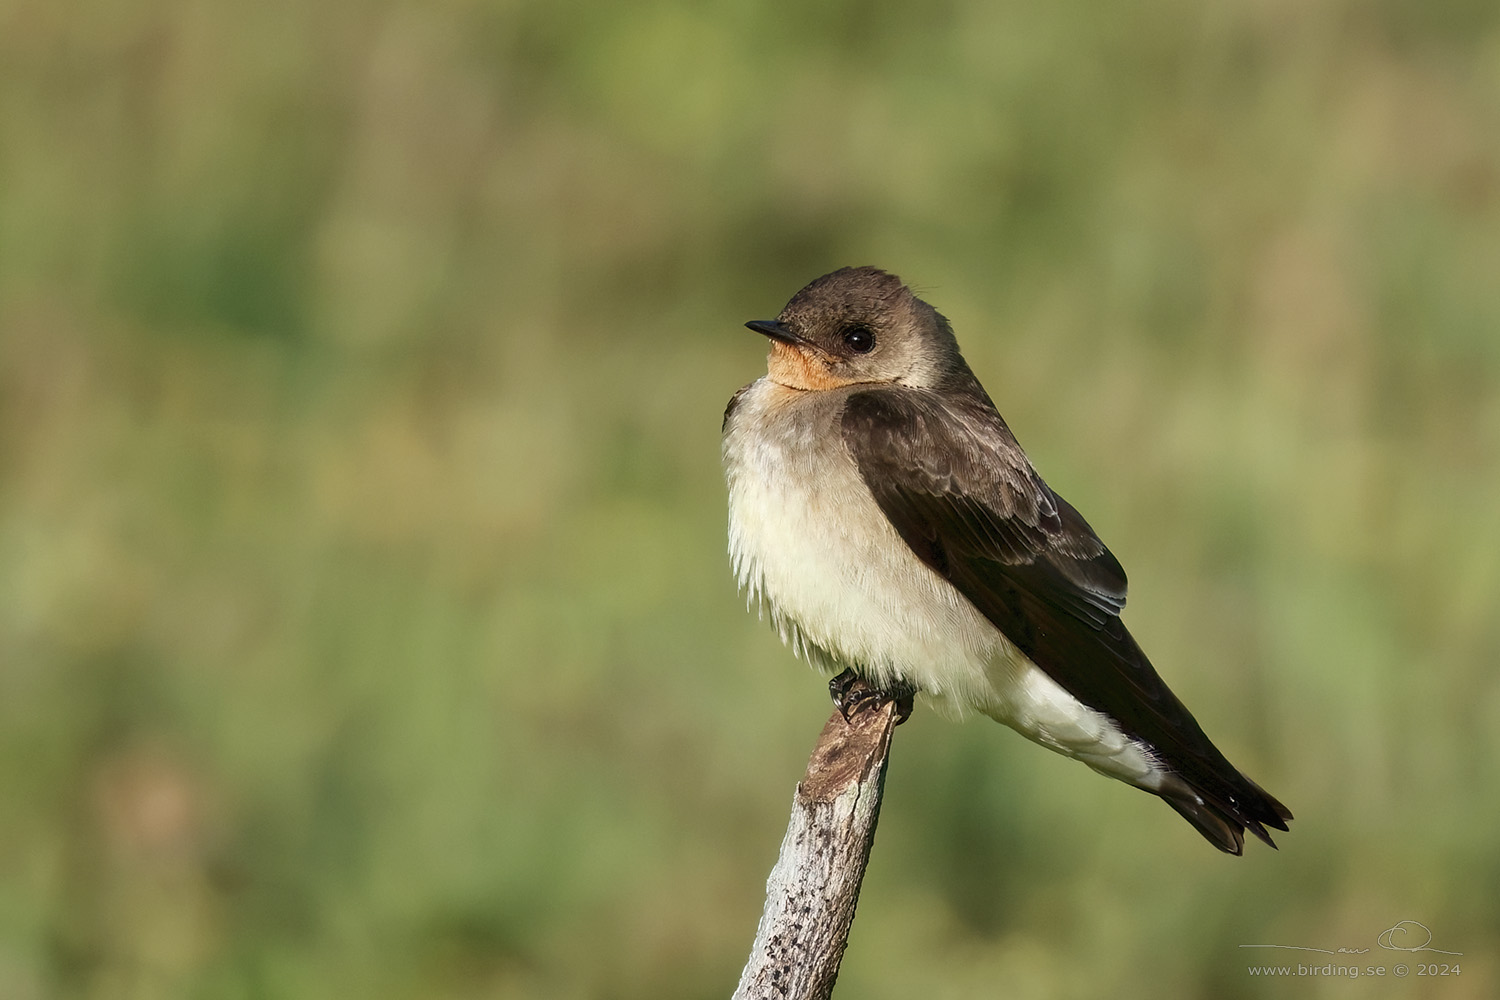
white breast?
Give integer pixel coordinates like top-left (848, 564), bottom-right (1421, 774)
top-left (723, 379), bottom-right (1009, 707)
top-left (722, 377), bottom-right (1161, 787)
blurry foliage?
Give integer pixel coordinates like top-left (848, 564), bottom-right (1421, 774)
top-left (1, 0), bottom-right (1499, 997)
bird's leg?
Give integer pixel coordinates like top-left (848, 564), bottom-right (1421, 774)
top-left (829, 669), bottom-right (917, 725)
top-left (828, 669), bottom-right (866, 717)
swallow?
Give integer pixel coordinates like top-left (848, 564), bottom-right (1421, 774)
top-left (722, 266), bottom-right (1292, 853)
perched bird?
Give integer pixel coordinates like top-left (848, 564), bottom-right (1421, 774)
top-left (722, 266), bottom-right (1292, 854)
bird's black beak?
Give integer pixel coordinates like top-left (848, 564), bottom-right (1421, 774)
top-left (745, 319), bottom-right (803, 345)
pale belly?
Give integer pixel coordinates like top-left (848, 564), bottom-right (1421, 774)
top-left (722, 378), bottom-right (1160, 786)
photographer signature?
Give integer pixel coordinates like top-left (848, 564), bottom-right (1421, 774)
top-left (1239, 920), bottom-right (1462, 956)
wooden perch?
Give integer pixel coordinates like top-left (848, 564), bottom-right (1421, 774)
top-left (733, 688), bottom-right (900, 1000)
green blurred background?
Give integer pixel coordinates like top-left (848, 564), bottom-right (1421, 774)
top-left (2, 0), bottom-right (1498, 997)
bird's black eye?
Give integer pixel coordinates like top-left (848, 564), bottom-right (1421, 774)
top-left (842, 325), bottom-right (875, 354)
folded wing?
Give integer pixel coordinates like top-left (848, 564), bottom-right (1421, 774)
top-left (841, 385), bottom-right (1291, 852)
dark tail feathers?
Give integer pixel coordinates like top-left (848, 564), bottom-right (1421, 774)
top-left (1159, 774), bottom-right (1293, 856)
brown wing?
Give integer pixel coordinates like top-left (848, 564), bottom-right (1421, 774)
top-left (841, 385), bottom-right (1291, 850)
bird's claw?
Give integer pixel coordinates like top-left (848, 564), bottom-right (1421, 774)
top-left (829, 669), bottom-right (916, 725)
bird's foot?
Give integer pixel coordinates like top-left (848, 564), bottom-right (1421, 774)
top-left (829, 669), bottom-right (916, 725)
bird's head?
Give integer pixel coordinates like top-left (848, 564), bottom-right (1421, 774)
top-left (745, 266), bottom-right (963, 392)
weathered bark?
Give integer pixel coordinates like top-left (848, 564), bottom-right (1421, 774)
top-left (733, 693), bottom-right (899, 1000)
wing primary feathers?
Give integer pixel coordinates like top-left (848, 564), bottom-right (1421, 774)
top-left (841, 385), bottom-right (1292, 850)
